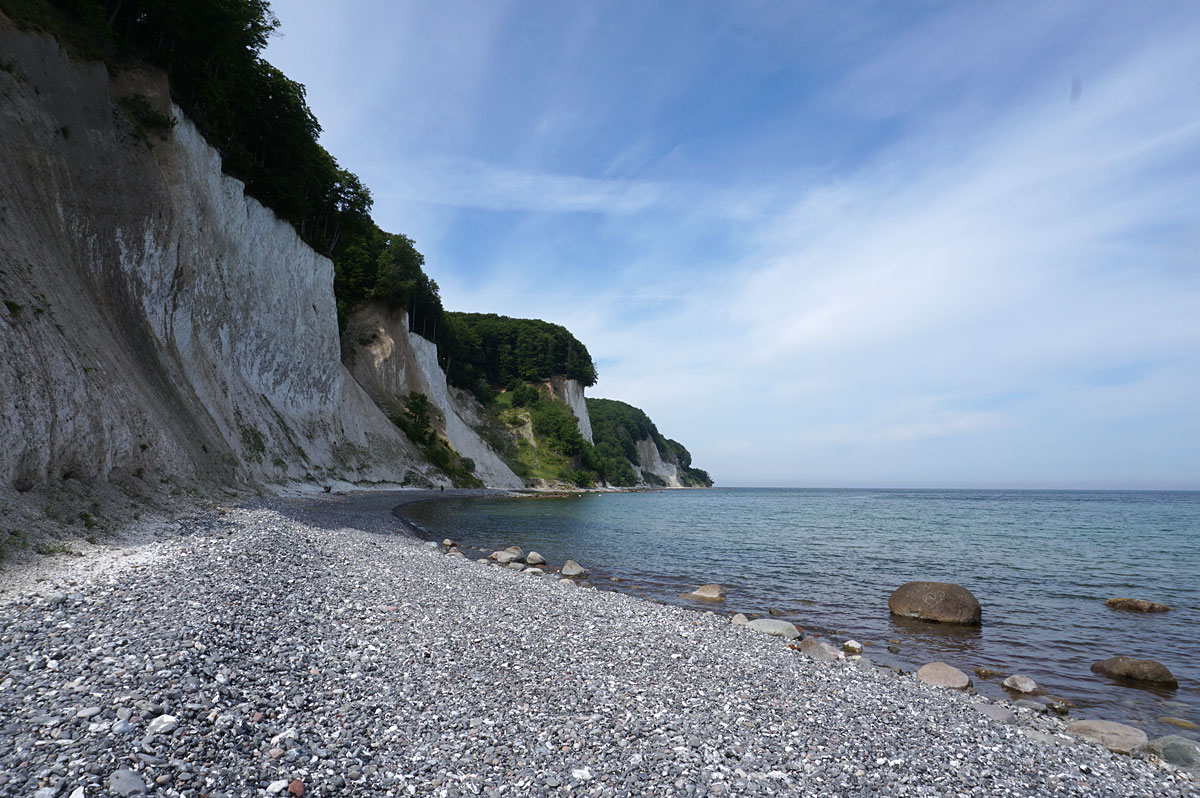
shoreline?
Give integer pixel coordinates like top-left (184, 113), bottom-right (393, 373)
top-left (0, 489), bottom-right (1195, 795)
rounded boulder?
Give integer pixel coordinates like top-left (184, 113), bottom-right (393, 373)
top-left (889, 581), bottom-right (981, 625)
top-left (1105, 598), bottom-right (1170, 613)
top-left (1090, 657), bottom-right (1177, 688)
top-left (680, 584), bottom-right (726, 601)
top-left (917, 661), bottom-right (972, 690)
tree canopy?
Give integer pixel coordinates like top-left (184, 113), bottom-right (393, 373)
top-left (441, 313), bottom-right (598, 395)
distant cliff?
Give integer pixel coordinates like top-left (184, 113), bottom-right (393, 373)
top-left (587, 398), bottom-right (713, 488)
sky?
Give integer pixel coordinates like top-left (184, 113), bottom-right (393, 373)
top-left (263, 1), bottom-right (1200, 489)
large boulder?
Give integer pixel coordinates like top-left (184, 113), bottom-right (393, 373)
top-left (680, 584), bottom-right (726, 601)
top-left (1105, 598), bottom-right (1170, 613)
top-left (916, 662), bottom-right (972, 690)
top-left (889, 582), bottom-right (981, 625)
top-left (746, 619), bottom-right (801, 639)
top-left (1068, 719), bottom-right (1148, 754)
top-left (1140, 735), bottom-right (1200, 776)
top-left (1090, 657), bottom-right (1178, 688)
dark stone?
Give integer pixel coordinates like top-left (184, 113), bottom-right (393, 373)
top-left (1091, 657), bottom-right (1178, 688)
top-left (888, 581), bottom-right (981, 625)
top-left (1105, 598), bottom-right (1169, 613)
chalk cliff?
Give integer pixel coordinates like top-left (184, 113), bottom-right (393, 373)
top-left (548, 376), bottom-right (593, 444)
top-left (0, 20), bottom-right (441, 492)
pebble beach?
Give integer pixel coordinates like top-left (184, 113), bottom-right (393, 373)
top-left (0, 490), bottom-right (1195, 797)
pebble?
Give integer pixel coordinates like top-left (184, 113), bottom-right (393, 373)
top-left (0, 495), bottom-right (1190, 797)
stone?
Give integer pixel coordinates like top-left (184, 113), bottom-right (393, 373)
top-left (267, 780), bottom-right (290, 795)
top-left (558, 578), bottom-right (576, 586)
top-left (112, 719), bottom-right (136, 734)
top-left (974, 703), bottom-right (1016, 724)
top-left (523, 567), bottom-right (544, 575)
top-left (287, 779), bottom-right (306, 796)
top-left (109, 769), bottom-right (148, 796)
top-left (916, 662), bottom-right (972, 689)
top-left (889, 581), bottom-right (981, 625)
top-left (974, 667), bottom-right (1007, 680)
top-left (795, 637), bottom-right (838, 661)
top-left (1140, 735), bottom-right (1200, 773)
top-left (442, 538), bottom-right (455, 547)
top-left (491, 550), bottom-right (522, 564)
top-left (506, 562), bottom-right (525, 570)
top-left (526, 551), bottom-right (546, 566)
top-left (843, 640), bottom-right (863, 655)
top-left (1002, 674), bottom-right (1042, 694)
top-left (746, 619), bottom-right (801, 639)
top-left (681, 583), bottom-right (726, 601)
top-left (76, 705), bottom-right (102, 718)
top-left (1068, 719), bottom-right (1148, 754)
top-left (1090, 657), bottom-right (1178, 688)
top-left (1160, 716), bottom-right (1199, 730)
top-left (1105, 598), bottom-right (1170, 613)
top-left (561, 560), bottom-right (588, 577)
top-left (504, 545), bottom-right (523, 555)
top-left (1014, 699), bottom-right (1046, 713)
top-left (731, 613), bottom-right (749, 626)
top-left (146, 714), bottom-right (177, 735)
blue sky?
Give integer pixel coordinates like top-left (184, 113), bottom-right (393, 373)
top-left (264, 1), bottom-right (1200, 488)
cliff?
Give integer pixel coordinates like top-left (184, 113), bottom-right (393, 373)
top-left (0, 18), bottom-right (441, 494)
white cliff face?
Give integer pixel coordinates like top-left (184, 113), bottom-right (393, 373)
top-left (634, 438), bottom-right (684, 488)
top-left (549, 376), bottom-right (593, 443)
top-left (0, 22), bottom-right (433, 491)
top-left (345, 305), bottom-right (524, 489)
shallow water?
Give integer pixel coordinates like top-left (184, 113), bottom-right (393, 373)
top-left (401, 488), bottom-right (1200, 738)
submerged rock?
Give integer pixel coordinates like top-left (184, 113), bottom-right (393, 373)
top-left (974, 667), bottom-right (1007, 680)
top-left (1105, 597), bottom-right (1170, 613)
top-left (843, 640), bottom-right (863, 655)
top-left (1002, 674), bottom-right (1043, 694)
top-left (561, 560), bottom-right (588, 577)
top-left (916, 662), bottom-right (972, 690)
top-left (1068, 719), bottom-right (1148, 754)
top-left (680, 584), bottom-right (726, 601)
top-left (1160, 716), bottom-right (1199, 730)
top-left (1090, 657), bottom-right (1178, 688)
top-left (746, 619), bottom-right (800, 639)
top-left (888, 581), bottom-right (982, 625)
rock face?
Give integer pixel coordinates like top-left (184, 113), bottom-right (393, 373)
top-left (888, 582), bottom-right (982, 625)
top-left (633, 437), bottom-right (684, 487)
top-left (0, 23), bottom-right (445, 493)
top-left (680, 584), bottom-right (726, 601)
top-left (916, 662), bottom-right (972, 690)
top-left (344, 303), bottom-right (523, 489)
top-left (1105, 598), bottom-right (1170, 613)
top-left (547, 377), bottom-right (593, 444)
top-left (746, 619), bottom-right (800, 639)
top-left (1067, 719), bottom-right (1148, 754)
top-left (1090, 657), bottom-right (1178, 688)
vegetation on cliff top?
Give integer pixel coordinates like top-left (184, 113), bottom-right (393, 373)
top-left (588, 398), bottom-right (713, 488)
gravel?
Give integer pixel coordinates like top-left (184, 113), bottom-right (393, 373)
top-left (0, 490), bottom-right (1195, 797)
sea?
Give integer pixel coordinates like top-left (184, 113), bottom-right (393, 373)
top-left (400, 488), bottom-right (1200, 738)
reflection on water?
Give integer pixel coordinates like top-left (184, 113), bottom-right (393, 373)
top-left (401, 488), bottom-right (1200, 739)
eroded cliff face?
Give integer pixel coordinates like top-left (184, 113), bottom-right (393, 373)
top-left (0, 20), bottom-right (439, 492)
top-left (344, 304), bottom-right (524, 489)
top-left (548, 376), bottom-right (593, 444)
top-left (634, 438), bottom-right (684, 488)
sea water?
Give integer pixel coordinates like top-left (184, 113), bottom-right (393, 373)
top-left (401, 488), bottom-right (1200, 737)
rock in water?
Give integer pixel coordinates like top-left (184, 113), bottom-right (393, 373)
top-left (1141, 735), bottom-right (1200, 775)
top-left (747, 619), bottom-right (800, 639)
top-left (491, 550), bottom-right (523, 564)
top-left (1002, 674), bottom-right (1042, 694)
top-left (561, 560), bottom-right (588, 577)
top-left (1105, 597), bottom-right (1170, 613)
top-left (680, 583), bottom-right (726, 601)
top-left (1068, 719), bottom-right (1148, 754)
top-left (1159, 716), bottom-right (1199, 730)
top-left (917, 662), bottom-right (972, 690)
top-left (842, 640), bottom-right (863, 655)
top-left (526, 551), bottom-right (546, 566)
top-left (889, 582), bottom-right (981, 625)
top-left (1090, 657), bottom-right (1178, 688)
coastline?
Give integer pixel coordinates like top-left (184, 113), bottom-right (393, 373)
top-left (0, 489), bottom-right (1195, 795)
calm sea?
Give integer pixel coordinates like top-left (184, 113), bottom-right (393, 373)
top-left (401, 488), bottom-right (1200, 737)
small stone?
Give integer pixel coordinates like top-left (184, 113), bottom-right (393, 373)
top-left (69, 788), bottom-right (84, 798)
top-left (76, 706), bottom-right (102, 719)
top-left (109, 768), bottom-right (148, 796)
top-left (506, 562), bottom-right (525, 570)
top-left (145, 714), bottom-right (177, 735)
top-left (746, 619), bottom-right (801, 639)
top-left (571, 766), bottom-right (592, 781)
top-left (1002, 674), bottom-right (1042, 694)
top-left (731, 613), bottom-right (749, 626)
top-left (974, 703), bottom-right (1016, 724)
top-left (916, 662), bottom-right (972, 690)
top-left (1014, 699), bottom-right (1046, 713)
top-left (491, 550), bottom-right (522, 564)
top-left (526, 551), bottom-right (546, 565)
top-left (442, 539), bottom-right (455, 547)
top-left (112, 719), bottom-right (136, 735)
top-left (523, 566), bottom-right (544, 575)
top-left (267, 780), bottom-right (290, 795)
top-left (843, 640), bottom-right (863, 655)
top-left (287, 779), bottom-right (306, 796)
top-left (561, 560), bottom-right (588, 577)
top-left (269, 748), bottom-right (285, 759)
top-left (795, 637), bottom-right (838, 661)
top-left (1068, 719), bottom-right (1148, 754)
